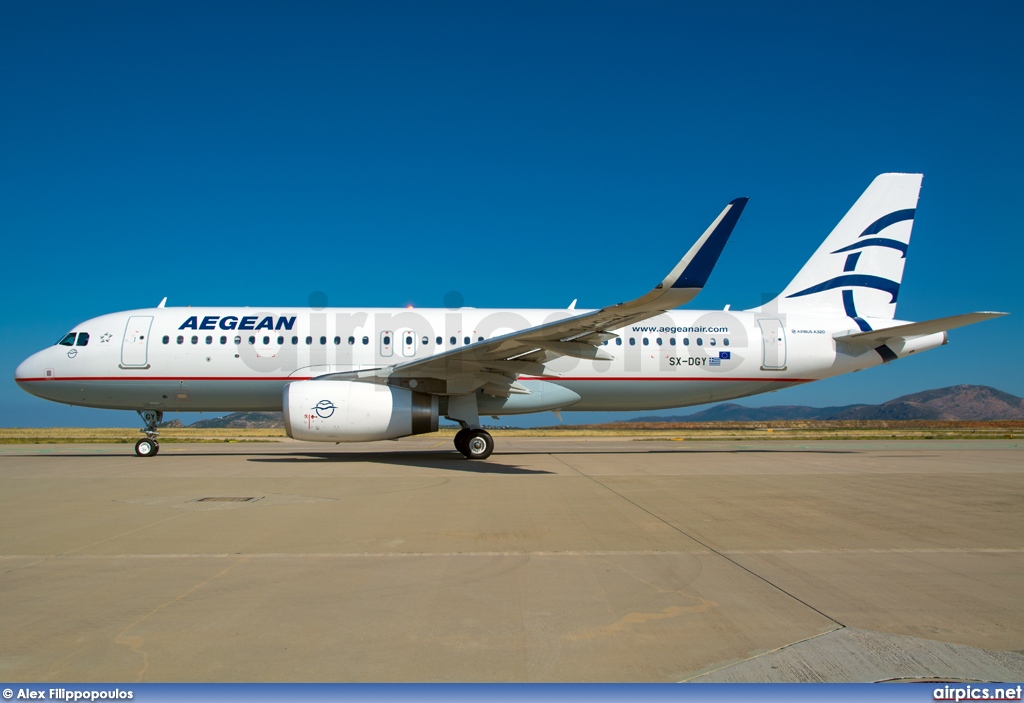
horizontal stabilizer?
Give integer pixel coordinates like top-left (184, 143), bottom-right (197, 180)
top-left (834, 311), bottom-right (1008, 346)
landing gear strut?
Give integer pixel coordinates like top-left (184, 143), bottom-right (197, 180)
top-left (454, 427), bottom-right (494, 460)
top-left (135, 410), bottom-right (162, 457)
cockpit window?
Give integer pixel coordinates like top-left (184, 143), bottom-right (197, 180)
top-left (76, 333), bottom-right (89, 347)
top-left (57, 333), bottom-right (76, 346)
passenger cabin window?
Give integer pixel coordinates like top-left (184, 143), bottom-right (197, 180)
top-left (642, 338), bottom-right (649, 346)
top-left (248, 336), bottom-right (255, 345)
top-left (383, 335), bottom-right (391, 345)
top-left (206, 336), bottom-right (213, 344)
top-left (277, 336), bottom-right (284, 344)
top-left (263, 336), bottom-right (270, 345)
top-left (306, 336), bottom-right (313, 345)
top-left (670, 337), bottom-right (676, 346)
top-left (220, 336), bottom-right (227, 344)
top-left (320, 336), bottom-right (327, 345)
top-left (177, 336), bottom-right (184, 344)
top-left (422, 336), bottom-right (429, 345)
top-left (450, 336), bottom-right (456, 345)
top-left (334, 336), bottom-right (341, 345)
top-left (629, 338), bottom-right (636, 346)
top-left (362, 336), bottom-right (369, 345)
top-left (58, 333), bottom-right (76, 346)
top-left (348, 336), bottom-right (355, 345)
top-left (683, 338), bottom-right (689, 346)
top-left (162, 336), bottom-right (170, 344)
top-left (191, 336), bottom-right (199, 344)
top-left (723, 338), bottom-right (730, 346)
top-left (436, 336), bottom-right (442, 345)
top-left (464, 336), bottom-right (470, 345)
top-left (696, 337), bottom-right (703, 346)
top-left (234, 336), bottom-right (241, 344)
top-left (615, 338), bottom-right (622, 346)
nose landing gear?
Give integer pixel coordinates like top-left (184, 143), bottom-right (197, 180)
top-left (135, 410), bottom-right (162, 457)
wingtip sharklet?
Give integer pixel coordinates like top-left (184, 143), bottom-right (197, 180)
top-left (613, 197), bottom-right (749, 314)
top-left (670, 196), bottom-right (748, 291)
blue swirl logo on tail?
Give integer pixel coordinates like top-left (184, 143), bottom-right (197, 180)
top-left (832, 238), bottom-right (908, 258)
top-left (858, 208), bottom-right (915, 237)
top-left (786, 208), bottom-right (913, 308)
top-left (786, 274), bottom-right (900, 303)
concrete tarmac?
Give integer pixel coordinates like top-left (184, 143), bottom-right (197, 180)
top-left (0, 437), bottom-right (1022, 682)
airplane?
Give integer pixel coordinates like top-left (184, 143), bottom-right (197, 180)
top-left (15, 173), bottom-right (1007, 459)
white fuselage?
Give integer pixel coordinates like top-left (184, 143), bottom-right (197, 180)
top-left (15, 305), bottom-right (935, 416)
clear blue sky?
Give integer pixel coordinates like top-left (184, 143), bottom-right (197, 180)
top-left (2, 1), bottom-right (1021, 427)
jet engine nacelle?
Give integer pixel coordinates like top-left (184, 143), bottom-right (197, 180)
top-left (283, 380), bottom-right (438, 442)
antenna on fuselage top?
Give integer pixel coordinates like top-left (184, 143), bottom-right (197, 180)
top-left (157, 297), bottom-right (167, 308)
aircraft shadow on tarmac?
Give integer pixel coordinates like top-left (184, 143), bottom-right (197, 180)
top-left (248, 452), bottom-right (554, 474)
top-left (243, 446), bottom-right (858, 472)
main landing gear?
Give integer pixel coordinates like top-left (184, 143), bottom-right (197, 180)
top-left (135, 410), bottom-right (162, 457)
top-left (454, 427), bottom-right (494, 460)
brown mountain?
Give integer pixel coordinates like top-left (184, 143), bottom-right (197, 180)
top-left (827, 385), bottom-right (1024, 421)
top-left (189, 412), bottom-right (285, 429)
top-left (630, 385), bottom-right (1024, 422)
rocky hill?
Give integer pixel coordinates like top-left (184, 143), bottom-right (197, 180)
top-left (189, 412), bottom-right (285, 429)
top-left (631, 403), bottom-right (865, 422)
top-left (629, 385), bottom-right (1024, 422)
top-left (827, 385), bottom-right (1024, 421)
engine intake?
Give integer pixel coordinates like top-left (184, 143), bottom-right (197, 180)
top-left (283, 380), bottom-right (438, 442)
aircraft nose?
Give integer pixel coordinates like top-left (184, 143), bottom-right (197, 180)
top-left (15, 351), bottom-right (46, 395)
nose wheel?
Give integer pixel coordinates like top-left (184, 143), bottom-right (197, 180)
top-left (135, 410), bottom-right (163, 458)
top-left (135, 438), bottom-right (159, 456)
top-left (454, 428), bottom-right (494, 460)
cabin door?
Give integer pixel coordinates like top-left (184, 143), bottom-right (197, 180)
top-left (121, 316), bottom-right (153, 368)
top-left (758, 318), bottom-right (787, 370)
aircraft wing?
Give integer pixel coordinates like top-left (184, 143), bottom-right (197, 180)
top-left (833, 311), bottom-right (1008, 347)
top-left (317, 197), bottom-right (748, 396)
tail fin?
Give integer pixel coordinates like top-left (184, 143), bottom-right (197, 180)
top-left (765, 173), bottom-right (923, 323)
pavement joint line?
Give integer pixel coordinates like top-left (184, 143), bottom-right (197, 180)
top-left (0, 511), bottom-right (191, 575)
top-left (548, 452), bottom-right (847, 629)
top-left (676, 626), bottom-right (846, 682)
top-left (722, 548), bottom-right (1024, 555)
top-left (0, 550), bottom-right (718, 560)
